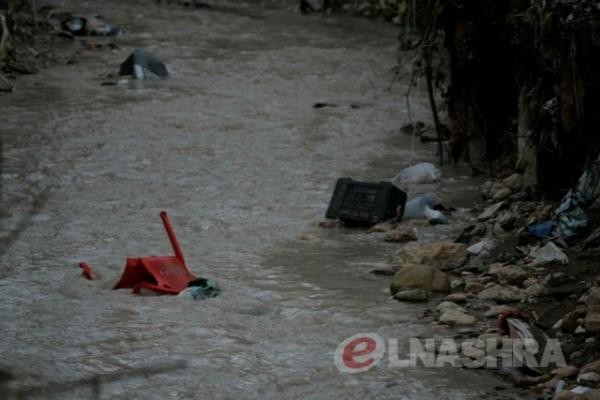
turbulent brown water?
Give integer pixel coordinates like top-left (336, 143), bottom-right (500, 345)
top-left (0, 1), bottom-right (520, 398)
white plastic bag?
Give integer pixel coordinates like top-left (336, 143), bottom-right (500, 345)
top-left (392, 162), bottom-right (441, 188)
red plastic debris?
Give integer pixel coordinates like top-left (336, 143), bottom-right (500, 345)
top-left (113, 211), bottom-right (196, 295)
top-left (79, 262), bottom-right (96, 280)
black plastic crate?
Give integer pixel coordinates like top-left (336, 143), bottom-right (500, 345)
top-left (325, 178), bottom-right (407, 226)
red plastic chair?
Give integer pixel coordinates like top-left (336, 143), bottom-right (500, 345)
top-left (113, 211), bottom-right (196, 295)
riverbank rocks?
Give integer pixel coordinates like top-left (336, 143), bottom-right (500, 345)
top-left (488, 264), bottom-right (528, 285)
top-left (368, 221), bottom-right (394, 233)
top-left (391, 242), bottom-right (467, 273)
top-left (477, 284), bottom-right (526, 303)
top-left (393, 289), bottom-right (430, 302)
top-left (438, 308), bottom-right (477, 326)
top-left (385, 227), bottom-right (417, 243)
top-left (481, 173), bottom-right (523, 200)
top-left (390, 263), bottom-right (451, 295)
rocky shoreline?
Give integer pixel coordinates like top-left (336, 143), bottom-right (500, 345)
top-left (322, 167), bottom-right (600, 399)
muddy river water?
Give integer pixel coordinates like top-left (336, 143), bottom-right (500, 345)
top-left (1, 1), bottom-right (520, 398)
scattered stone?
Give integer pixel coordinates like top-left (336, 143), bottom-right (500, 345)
top-left (446, 292), bottom-right (468, 303)
top-left (438, 308), bottom-right (477, 326)
top-left (578, 372), bottom-right (600, 386)
top-left (492, 187), bottom-right (512, 201)
top-left (488, 264), bottom-right (528, 285)
top-left (529, 242), bottom-right (569, 265)
top-left (575, 325), bottom-right (586, 334)
top-left (552, 365), bottom-right (579, 379)
top-left (391, 242), bottom-right (467, 273)
top-left (393, 289), bottom-right (430, 302)
top-left (502, 173), bottom-right (523, 192)
top-left (583, 287), bottom-right (600, 306)
top-left (436, 301), bottom-right (466, 313)
top-left (477, 284), bottom-right (526, 303)
top-left (384, 227), bottom-right (417, 243)
top-left (390, 263), bottom-right (451, 295)
top-left (478, 201), bottom-right (506, 221)
top-left (525, 283), bottom-right (546, 297)
top-left (465, 281), bottom-right (484, 294)
top-left (368, 221), bottom-right (394, 233)
top-left (581, 360), bottom-right (600, 375)
top-left (584, 313), bottom-right (600, 333)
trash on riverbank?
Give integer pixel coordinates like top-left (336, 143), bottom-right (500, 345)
top-left (402, 193), bottom-right (447, 225)
top-left (61, 15), bottom-right (123, 37)
top-left (325, 178), bottom-right (406, 227)
top-left (529, 158), bottom-right (600, 241)
top-left (391, 162), bottom-right (441, 188)
top-left (528, 242), bottom-right (569, 265)
top-left (119, 48), bottom-right (169, 80)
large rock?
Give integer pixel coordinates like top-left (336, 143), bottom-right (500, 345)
top-left (477, 284), bottom-right (526, 303)
top-left (438, 309), bottom-right (477, 326)
top-left (585, 313), bottom-right (600, 333)
top-left (393, 289), bottom-right (430, 302)
top-left (502, 173), bottom-right (523, 192)
top-left (391, 242), bottom-right (467, 272)
top-left (390, 263), bottom-right (450, 295)
top-left (552, 365), bottom-right (579, 379)
top-left (436, 301), bottom-right (466, 313)
top-left (488, 264), bottom-right (528, 285)
top-left (583, 287), bottom-right (600, 306)
top-left (385, 227), bottom-right (417, 243)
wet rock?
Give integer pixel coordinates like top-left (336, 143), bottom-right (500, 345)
top-left (552, 365), bottom-right (579, 379)
top-left (502, 173), bottom-right (523, 192)
top-left (578, 372), bottom-right (600, 386)
top-left (464, 281), bottom-right (484, 294)
top-left (554, 390), bottom-right (600, 400)
top-left (368, 221), bottom-right (394, 233)
top-left (300, 233), bottom-right (316, 241)
top-left (477, 284), bottom-right (526, 303)
top-left (581, 360), bottom-right (600, 375)
top-left (436, 301), bottom-right (466, 313)
top-left (446, 292), bottom-right (468, 303)
top-left (583, 287), bottom-right (600, 306)
top-left (393, 289), bottom-right (430, 302)
top-left (438, 308), bottom-right (477, 326)
top-left (391, 242), bottom-right (467, 272)
top-left (584, 313), bottom-right (600, 333)
top-left (318, 219), bottom-right (339, 229)
top-left (529, 242), bottom-right (569, 265)
top-left (525, 283), bottom-right (546, 297)
top-left (492, 187), bottom-right (513, 201)
top-left (488, 264), bottom-right (528, 285)
top-left (478, 201), bottom-right (506, 221)
top-left (390, 263), bottom-right (450, 295)
top-left (384, 227), bottom-right (417, 243)
top-left (484, 304), bottom-right (515, 317)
